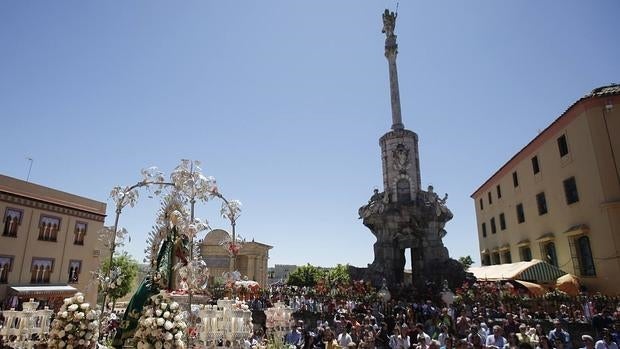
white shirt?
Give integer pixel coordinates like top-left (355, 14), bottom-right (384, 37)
top-left (595, 340), bottom-right (619, 349)
top-left (389, 335), bottom-right (410, 349)
top-left (338, 332), bottom-right (353, 348)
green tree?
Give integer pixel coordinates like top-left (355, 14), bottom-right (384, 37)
top-left (100, 253), bottom-right (139, 302)
top-left (326, 264), bottom-right (350, 287)
top-left (286, 264), bottom-right (325, 287)
top-left (458, 255), bottom-right (475, 270)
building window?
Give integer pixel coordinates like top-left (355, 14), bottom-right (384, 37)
top-left (499, 213), bottom-right (506, 230)
top-left (479, 198), bottom-right (484, 210)
top-left (482, 254), bottom-right (491, 266)
top-left (492, 252), bottom-right (500, 265)
top-left (563, 177), bottom-right (579, 204)
top-left (396, 179), bottom-right (411, 202)
top-left (490, 217), bottom-right (497, 234)
top-left (520, 246), bottom-right (532, 262)
top-left (68, 260), bottom-right (81, 283)
top-left (481, 223), bottom-right (487, 238)
top-left (557, 134), bottom-right (569, 157)
top-left (531, 156), bottom-right (540, 174)
top-left (3, 208), bottom-right (22, 237)
top-left (488, 192), bottom-right (493, 205)
top-left (502, 251), bottom-right (512, 264)
top-left (512, 171), bottom-right (519, 187)
top-left (516, 203), bottom-right (525, 223)
top-left (536, 192), bottom-right (548, 215)
top-left (542, 242), bottom-right (558, 267)
top-left (0, 256), bottom-right (13, 284)
top-left (31, 258), bottom-right (54, 284)
top-left (497, 185), bottom-right (502, 199)
top-left (74, 222), bottom-right (87, 245)
top-left (38, 215), bottom-right (61, 242)
top-left (570, 235), bottom-right (596, 277)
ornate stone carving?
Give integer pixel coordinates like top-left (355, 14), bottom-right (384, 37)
top-left (392, 143), bottom-right (410, 173)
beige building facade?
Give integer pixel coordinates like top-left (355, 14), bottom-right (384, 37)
top-left (200, 229), bottom-right (271, 287)
top-left (472, 84), bottom-right (620, 294)
top-left (0, 174), bottom-right (107, 306)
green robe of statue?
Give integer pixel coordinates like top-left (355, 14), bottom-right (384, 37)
top-left (113, 227), bottom-right (178, 348)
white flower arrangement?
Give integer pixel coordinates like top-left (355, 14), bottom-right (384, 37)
top-left (134, 291), bottom-right (187, 349)
top-left (48, 292), bottom-right (100, 349)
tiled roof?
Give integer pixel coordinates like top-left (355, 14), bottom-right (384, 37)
top-left (587, 83), bottom-right (620, 97)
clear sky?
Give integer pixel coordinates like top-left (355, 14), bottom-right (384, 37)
top-left (1, 1), bottom-right (619, 269)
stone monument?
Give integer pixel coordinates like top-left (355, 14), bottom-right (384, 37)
top-left (355, 9), bottom-right (466, 291)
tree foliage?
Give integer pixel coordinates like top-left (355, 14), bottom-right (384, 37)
top-left (100, 253), bottom-right (140, 301)
top-left (458, 255), bottom-right (475, 270)
top-left (325, 264), bottom-right (350, 287)
top-left (287, 263), bottom-right (352, 288)
top-left (287, 264), bottom-right (325, 287)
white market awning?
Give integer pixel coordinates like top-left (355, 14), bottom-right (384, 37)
top-left (9, 285), bottom-right (78, 297)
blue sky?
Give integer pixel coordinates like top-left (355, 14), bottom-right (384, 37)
top-left (1, 1), bottom-right (619, 268)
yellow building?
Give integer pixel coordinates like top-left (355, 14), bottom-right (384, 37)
top-left (200, 229), bottom-right (271, 287)
top-left (471, 84), bottom-right (620, 294)
top-left (0, 174), bottom-right (106, 307)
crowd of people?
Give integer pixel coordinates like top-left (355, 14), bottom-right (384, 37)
top-left (240, 282), bottom-right (620, 349)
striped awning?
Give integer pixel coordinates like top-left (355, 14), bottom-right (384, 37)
top-left (517, 261), bottom-right (566, 283)
top-left (468, 259), bottom-right (567, 283)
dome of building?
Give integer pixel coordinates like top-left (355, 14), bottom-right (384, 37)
top-left (202, 229), bottom-right (230, 246)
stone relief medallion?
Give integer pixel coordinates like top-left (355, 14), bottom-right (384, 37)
top-left (392, 143), bottom-right (410, 173)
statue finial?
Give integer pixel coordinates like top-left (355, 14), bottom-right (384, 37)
top-left (382, 9), bottom-right (397, 38)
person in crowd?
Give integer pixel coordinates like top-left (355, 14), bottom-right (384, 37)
top-left (537, 336), bottom-right (552, 349)
top-left (338, 325), bottom-right (354, 348)
top-left (480, 323), bottom-right (490, 339)
top-left (516, 324), bottom-right (531, 345)
top-left (375, 322), bottom-right (391, 349)
top-left (322, 327), bottom-right (339, 349)
top-left (471, 332), bottom-right (485, 349)
top-left (438, 324), bottom-right (450, 347)
top-left (301, 329), bottom-right (315, 349)
top-left (389, 326), bottom-right (409, 349)
top-left (455, 339), bottom-right (470, 349)
top-left (467, 325), bottom-right (485, 344)
top-left (250, 329), bottom-right (264, 347)
top-left (415, 323), bottom-right (432, 346)
top-left (611, 323), bottom-right (620, 345)
top-left (595, 329), bottom-right (619, 349)
top-left (441, 336), bottom-right (455, 349)
top-left (579, 335), bottom-right (595, 349)
top-left (415, 334), bottom-right (430, 349)
top-left (456, 312), bottom-right (471, 338)
top-left (487, 325), bottom-right (508, 349)
top-left (531, 325), bottom-right (545, 344)
top-left (505, 333), bottom-right (520, 349)
top-left (504, 314), bottom-right (520, 336)
top-left (548, 319), bottom-right (571, 349)
top-left (314, 326), bottom-right (325, 349)
top-left (593, 309), bottom-right (614, 339)
top-left (285, 324), bottom-right (302, 348)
